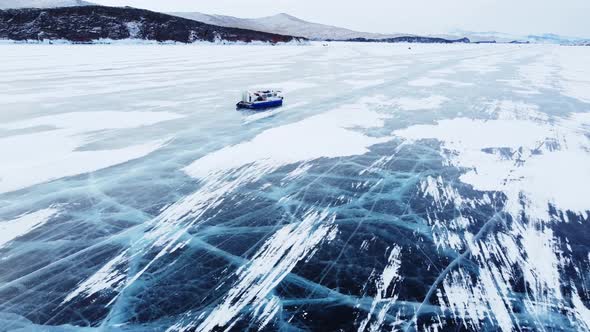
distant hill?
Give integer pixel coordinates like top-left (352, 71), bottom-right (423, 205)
top-left (450, 29), bottom-right (590, 44)
top-left (0, 0), bottom-right (94, 9)
top-left (169, 12), bottom-right (478, 43)
top-left (169, 12), bottom-right (403, 41)
top-left (0, 6), bottom-right (304, 43)
top-left (346, 36), bottom-right (470, 44)
top-left (525, 33), bottom-right (589, 45)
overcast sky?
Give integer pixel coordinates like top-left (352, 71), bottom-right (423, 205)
top-left (92, 0), bottom-right (590, 37)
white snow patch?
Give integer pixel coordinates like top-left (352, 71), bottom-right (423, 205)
top-left (497, 79), bottom-right (541, 95)
top-left (251, 296), bottom-right (281, 330)
top-left (455, 54), bottom-right (504, 74)
top-left (185, 97), bottom-right (391, 180)
top-left (125, 22), bottom-right (142, 39)
top-left (394, 111), bottom-right (590, 219)
top-left (380, 95), bottom-right (450, 111)
top-left (519, 223), bottom-right (563, 303)
top-left (420, 176), bottom-right (464, 209)
top-left (397, 95), bottom-right (449, 111)
top-left (408, 78), bottom-right (472, 88)
top-left (0, 111), bottom-right (181, 193)
top-left (1, 111), bottom-right (182, 133)
top-left (343, 79), bottom-right (386, 89)
top-left (62, 250), bottom-right (128, 304)
top-left (441, 266), bottom-right (513, 332)
top-left (195, 210), bottom-right (337, 332)
top-left (570, 287), bottom-right (590, 330)
top-left (517, 53), bottom-right (557, 92)
top-left (242, 101), bottom-right (307, 124)
top-left (358, 245), bottom-right (403, 332)
top-left (556, 47), bottom-right (590, 103)
top-left (484, 100), bottom-right (547, 122)
top-left (514, 47), bottom-right (590, 103)
top-left (0, 208), bottom-right (58, 247)
top-left (398, 102), bottom-right (590, 329)
top-left (283, 163), bottom-right (313, 182)
top-left (249, 81), bottom-right (317, 92)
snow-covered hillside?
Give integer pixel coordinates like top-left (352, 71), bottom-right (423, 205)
top-left (0, 6), bottom-right (302, 44)
top-left (0, 0), bottom-right (93, 9)
top-left (170, 12), bottom-right (402, 40)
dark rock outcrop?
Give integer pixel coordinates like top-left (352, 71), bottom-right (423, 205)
top-left (0, 5), bottom-right (304, 43)
top-left (337, 36), bottom-right (471, 44)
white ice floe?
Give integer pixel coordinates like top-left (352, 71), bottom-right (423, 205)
top-left (0, 208), bottom-right (58, 248)
top-left (0, 111), bottom-right (181, 194)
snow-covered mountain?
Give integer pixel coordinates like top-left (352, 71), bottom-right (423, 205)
top-left (0, 0), bottom-right (93, 9)
top-left (169, 12), bottom-right (402, 41)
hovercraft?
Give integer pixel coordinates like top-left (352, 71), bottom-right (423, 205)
top-left (236, 90), bottom-right (283, 110)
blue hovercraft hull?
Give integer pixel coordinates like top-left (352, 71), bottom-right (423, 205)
top-left (237, 99), bottom-right (283, 110)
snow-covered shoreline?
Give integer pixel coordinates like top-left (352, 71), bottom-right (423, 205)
top-left (0, 37), bottom-right (309, 46)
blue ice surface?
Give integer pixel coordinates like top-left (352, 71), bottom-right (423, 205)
top-left (0, 43), bottom-right (589, 331)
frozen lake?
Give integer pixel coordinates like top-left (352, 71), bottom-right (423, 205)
top-left (1, 42), bottom-right (589, 331)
